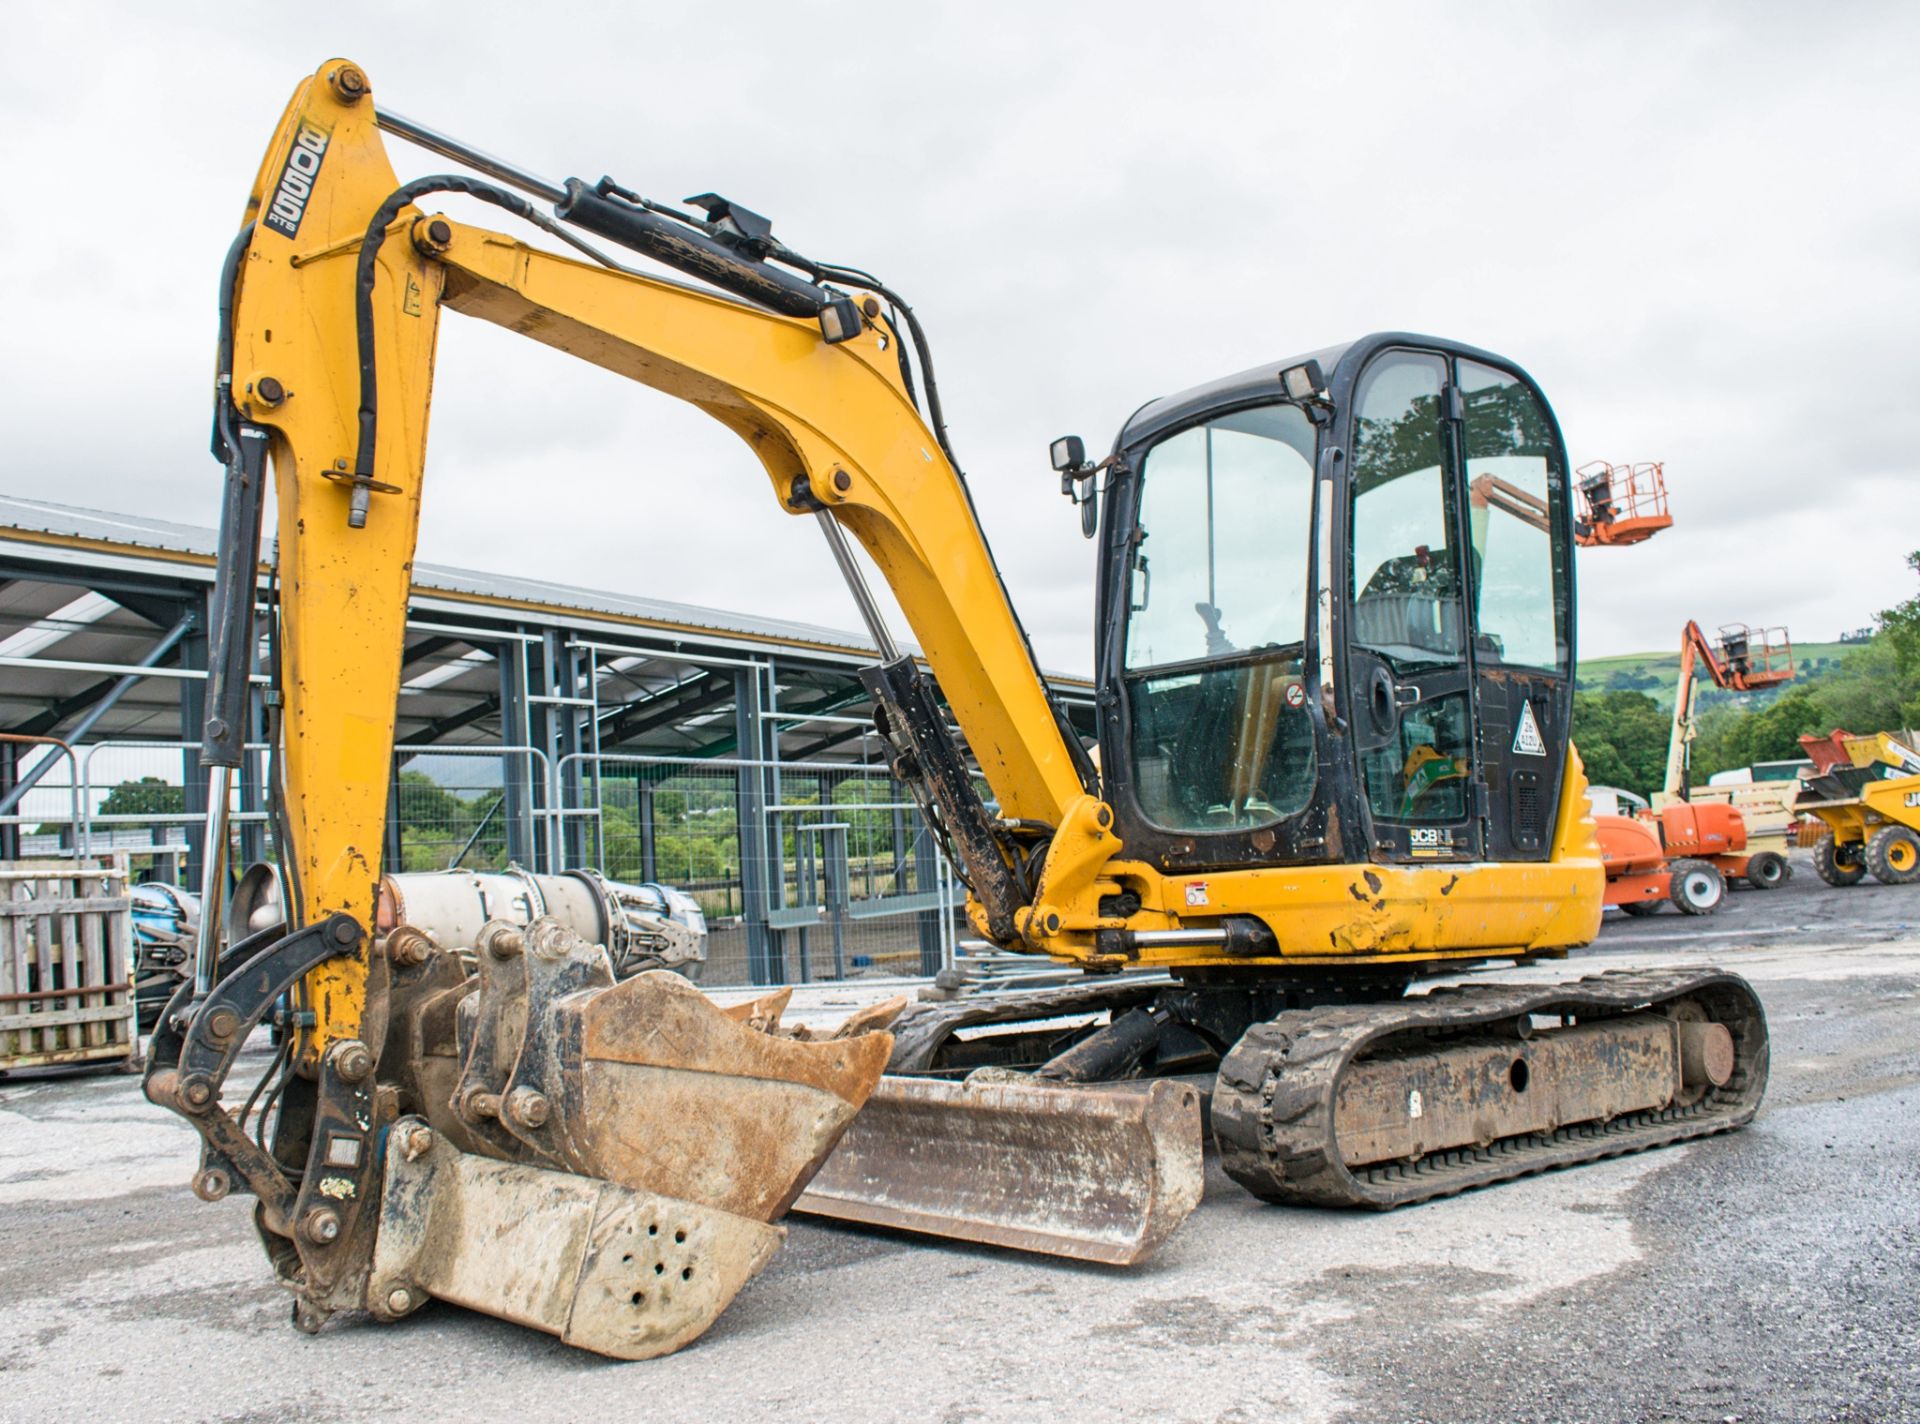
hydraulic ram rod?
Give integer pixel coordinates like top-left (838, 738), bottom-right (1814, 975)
top-left (375, 107), bottom-right (568, 204)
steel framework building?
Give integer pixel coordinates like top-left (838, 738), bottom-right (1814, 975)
top-left (0, 493), bottom-right (1095, 985)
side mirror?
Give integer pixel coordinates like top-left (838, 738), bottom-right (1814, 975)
top-left (1052, 435), bottom-right (1099, 539)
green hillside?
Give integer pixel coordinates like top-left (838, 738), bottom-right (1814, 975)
top-left (1571, 554), bottom-right (1916, 796)
top-left (1577, 640), bottom-right (1860, 712)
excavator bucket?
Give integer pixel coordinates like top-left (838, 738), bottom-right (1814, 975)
top-left (152, 916), bottom-right (893, 1362)
top-left (796, 1074), bottom-right (1205, 1265)
top-left (366, 919), bottom-right (893, 1357)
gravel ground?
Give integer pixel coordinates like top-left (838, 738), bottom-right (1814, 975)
top-left (1, 856), bottom-right (1915, 1424)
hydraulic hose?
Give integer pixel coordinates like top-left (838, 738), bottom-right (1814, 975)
top-left (353, 175), bottom-right (542, 501)
top-left (210, 222), bottom-right (254, 464)
top-left (811, 260), bottom-right (1101, 797)
top-left (346, 169), bottom-right (1096, 811)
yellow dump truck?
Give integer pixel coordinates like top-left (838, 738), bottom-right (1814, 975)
top-left (1795, 731), bottom-right (1920, 885)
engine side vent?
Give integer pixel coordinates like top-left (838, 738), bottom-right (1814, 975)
top-left (1511, 771), bottom-right (1544, 852)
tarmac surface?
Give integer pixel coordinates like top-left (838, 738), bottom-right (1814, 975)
top-left (2, 855), bottom-right (1916, 1424)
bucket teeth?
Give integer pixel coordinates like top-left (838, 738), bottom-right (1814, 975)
top-left (721, 986), bottom-right (793, 1031)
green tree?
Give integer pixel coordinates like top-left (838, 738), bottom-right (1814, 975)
top-left (1875, 550), bottom-right (1920, 726)
top-left (1689, 685), bottom-right (1826, 779)
top-left (1570, 690), bottom-right (1669, 798)
top-left (831, 775), bottom-right (899, 840)
top-left (98, 776), bottom-right (186, 818)
top-left (1613, 552), bottom-right (1920, 789)
top-left (1808, 637), bottom-right (1911, 735)
top-left (391, 770), bottom-right (505, 871)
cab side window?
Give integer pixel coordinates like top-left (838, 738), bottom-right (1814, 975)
top-left (1459, 360), bottom-right (1568, 674)
top-left (1123, 406), bottom-right (1318, 832)
top-left (1349, 354), bottom-right (1464, 667)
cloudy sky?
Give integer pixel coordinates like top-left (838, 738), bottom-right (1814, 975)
top-left (3, 2), bottom-right (1914, 675)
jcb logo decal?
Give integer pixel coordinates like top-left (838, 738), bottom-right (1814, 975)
top-left (263, 120), bottom-right (330, 238)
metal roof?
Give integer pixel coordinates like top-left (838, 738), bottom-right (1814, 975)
top-left (0, 494), bottom-right (886, 661)
top-left (1, 491), bottom-right (1094, 779)
top-left (0, 492), bottom-right (1091, 685)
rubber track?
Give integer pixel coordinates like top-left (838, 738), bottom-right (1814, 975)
top-left (1211, 968), bottom-right (1769, 1209)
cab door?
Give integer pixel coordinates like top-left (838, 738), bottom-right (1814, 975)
top-left (1342, 349), bottom-right (1483, 862)
top-left (1456, 358), bottom-right (1573, 860)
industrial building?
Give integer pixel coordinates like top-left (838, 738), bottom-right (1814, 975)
top-left (0, 493), bottom-right (1095, 985)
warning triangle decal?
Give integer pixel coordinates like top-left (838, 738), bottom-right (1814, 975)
top-left (1512, 701), bottom-right (1547, 756)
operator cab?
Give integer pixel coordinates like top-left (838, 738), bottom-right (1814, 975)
top-left (1070, 333), bottom-right (1575, 875)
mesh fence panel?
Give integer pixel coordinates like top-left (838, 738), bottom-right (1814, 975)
top-left (574, 756), bottom-right (962, 987)
top-left (388, 749), bottom-right (548, 873)
top-left (38, 743), bottom-right (964, 986)
top-left (72, 742), bottom-right (271, 887)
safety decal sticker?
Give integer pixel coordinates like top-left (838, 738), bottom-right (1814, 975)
top-left (1512, 701), bottom-right (1547, 757)
top-left (1185, 881), bottom-right (1210, 907)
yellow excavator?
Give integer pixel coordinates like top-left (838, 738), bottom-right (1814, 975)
top-left (146, 59), bottom-right (1770, 1360)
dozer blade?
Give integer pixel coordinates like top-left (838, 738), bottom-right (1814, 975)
top-left (793, 1074), bottom-right (1205, 1265)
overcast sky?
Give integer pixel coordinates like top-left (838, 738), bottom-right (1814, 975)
top-left (3, 2), bottom-right (1915, 675)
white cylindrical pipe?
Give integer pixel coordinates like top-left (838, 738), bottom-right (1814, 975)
top-left (375, 867), bottom-right (705, 974)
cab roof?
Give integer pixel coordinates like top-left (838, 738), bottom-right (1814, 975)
top-left (1114, 331), bottom-right (1537, 452)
